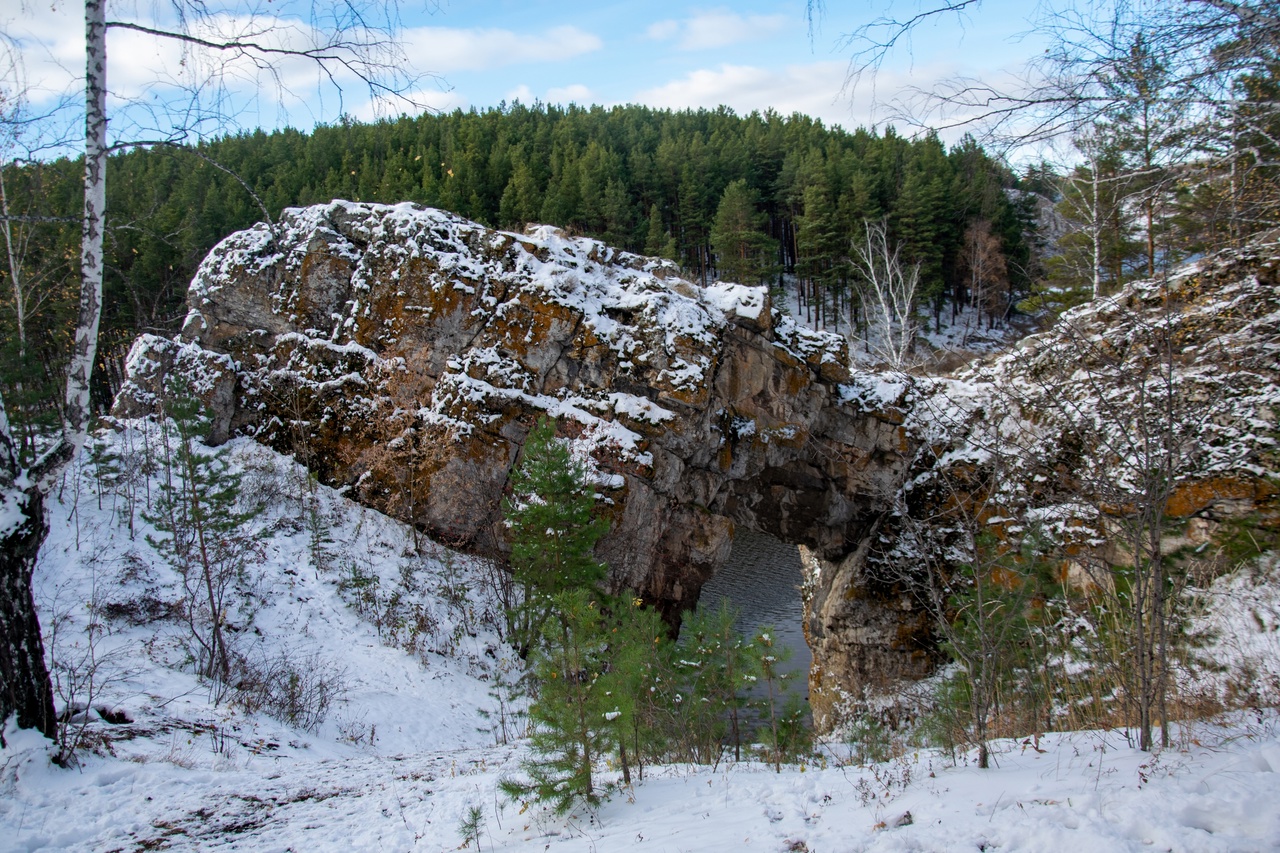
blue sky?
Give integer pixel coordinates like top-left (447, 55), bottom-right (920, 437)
top-left (3, 0), bottom-right (1044, 148)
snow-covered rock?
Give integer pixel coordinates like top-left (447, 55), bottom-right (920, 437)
top-left (112, 202), bottom-right (919, 672)
top-left (113, 203), bottom-right (1280, 732)
top-left (802, 237), bottom-right (1280, 727)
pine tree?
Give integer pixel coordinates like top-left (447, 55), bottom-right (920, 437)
top-left (500, 589), bottom-right (673, 810)
top-left (643, 203), bottom-right (666, 256)
top-left (144, 381), bottom-right (258, 681)
top-left (671, 601), bottom-right (759, 763)
top-left (600, 179), bottom-right (635, 250)
top-left (710, 179), bottom-right (776, 285)
top-left (503, 417), bottom-right (607, 657)
top-left (750, 626), bottom-right (796, 772)
top-left (499, 588), bottom-right (614, 814)
top-left (796, 180), bottom-right (844, 328)
top-left (599, 595), bottom-right (672, 783)
top-left (642, 203), bottom-right (677, 261)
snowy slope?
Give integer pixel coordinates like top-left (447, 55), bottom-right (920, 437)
top-left (2, 422), bottom-right (1279, 852)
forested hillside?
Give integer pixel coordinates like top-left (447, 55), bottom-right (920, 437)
top-left (0, 103), bottom-right (1031, 444)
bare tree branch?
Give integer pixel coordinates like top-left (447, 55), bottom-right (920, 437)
top-left (835, 1), bottom-right (982, 77)
top-left (0, 0), bottom-right (428, 746)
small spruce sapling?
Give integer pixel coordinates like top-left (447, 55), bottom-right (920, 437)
top-left (499, 588), bottom-right (614, 814)
top-left (144, 380), bottom-right (259, 682)
top-left (671, 601), bottom-right (759, 764)
top-left (456, 803), bottom-right (486, 851)
top-left (503, 417), bottom-right (607, 657)
top-left (752, 627), bottom-right (792, 773)
top-left (600, 595), bottom-right (671, 784)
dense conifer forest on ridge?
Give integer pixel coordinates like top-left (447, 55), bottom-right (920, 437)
top-left (0, 102), bottom-right (1035, 437)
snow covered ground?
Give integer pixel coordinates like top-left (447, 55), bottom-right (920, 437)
top-left (2, 423), bottom-right (1279, 852)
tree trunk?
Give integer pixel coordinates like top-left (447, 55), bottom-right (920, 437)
top-left (0, 0), bottom-right (109, 746)
top-left (0, 488), bottom-right (57, 743)
top-left (66, 0), bottom-right (107, 450)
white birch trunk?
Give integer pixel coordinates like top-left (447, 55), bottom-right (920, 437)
top-left (0, 170), bottom-right (27, 353)
top-left (1091, 167), bottom-right (1102, 300)
top-left (65, 0), bottom-right (108, 454)
top-left (0, 0), bottom-right (108, 750)
top-left (856, 220), bottom-right (918, 370)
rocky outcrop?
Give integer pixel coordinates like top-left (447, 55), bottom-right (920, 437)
top-left (797, 239), bottom-right (1280, 729)
top-left (113, 202), bottom-right (921, 645)
top-left (114, 202), bottom-right (1280, 734)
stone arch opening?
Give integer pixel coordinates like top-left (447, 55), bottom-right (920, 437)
top-left (694, 528), bottom-right (812, 707)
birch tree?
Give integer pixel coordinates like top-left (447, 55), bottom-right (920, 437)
top-left (0, 0), bottom-right (420, 748)
top-left (852, 219), bottom-right (919, 370)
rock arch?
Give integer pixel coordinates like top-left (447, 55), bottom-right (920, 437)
top-left (114, 203), bottom-right (934, 727)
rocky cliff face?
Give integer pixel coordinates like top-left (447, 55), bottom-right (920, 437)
top-left (114, 202), bottom-right (1280, 734)
top-left (113, 202), bottom-right (929, 721)
top-left (797, 239), bottom-right (1280, 728)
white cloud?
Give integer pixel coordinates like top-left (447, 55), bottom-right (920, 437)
top-left (545, 84), bottom-right (593, 105)
top-left (5, 4), bottom-right (82, 106)
top-left (646, 9), bottom-right (788, 51)
top-left (636, 62), bottom-right (857, 125)
top-left (633, 59), bottom-right (1029, 145)
top-left (402, 25), bottom-right (602, 73)
top-left (637, 61), bottom-right (944, 132)
top-left (7, 6), bottom-right (602, 138)
top-left (506, 85), bottom-right (535, 104)
top-left (646, 20), bottom-right (680, 41)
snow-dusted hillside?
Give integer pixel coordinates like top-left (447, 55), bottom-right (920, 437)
top-left (2, 421), bottom-right (1279, 851)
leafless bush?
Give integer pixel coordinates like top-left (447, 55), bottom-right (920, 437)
top-left (231, 650), bottom-right (346, 733)
top-left (43, 569), bottom-right (131, 765)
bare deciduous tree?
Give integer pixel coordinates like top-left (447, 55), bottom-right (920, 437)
top-left (1051, 129), bottom-right (1138, 300)
top-left (852, 219), bottom-right (919, 370)
top-left (0, 0), bottom-right (424, 748)
top-left (1001, 274), bottom-right (1261, 750)
top-left (957, 218), bottom-right (1009, 333)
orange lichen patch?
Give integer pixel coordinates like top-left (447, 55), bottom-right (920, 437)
top-left (978, 513), bottom-right (1018, 544)
top-left (717, 442), bottom-right (734, 472)
top-left (575, 323), bottom-right (603, 350)
top-left (291, 253), bottom-right (354, 317)
top-left (782, 366), bottom-right (810, 398)
top-left (888, 425), bottom-right (907, 454)
top-left (872, 407), bottom-right (907, 427)
top-left (1166, 476), bottom-right (1277, 518)
top-left (769, 343), bottom-right (804, 372)
top-left (484, 295), bottom-right (581, 364)
top-left (816, 357), bottom-right (851, 385)
top-left (358, 263), bottom-right (487, 342)
top-left (657, 384), bottom-right (709, 409)
top-left (987, 564), bottom-right (1025, 590)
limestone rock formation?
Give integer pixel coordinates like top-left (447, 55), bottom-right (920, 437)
top-left (798, 239), bottom-right (1280, 728)
top-left (112, 202), bottom-right (923, 675)
top-left (113, 202), bottom-right (1280, 734)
